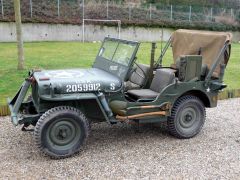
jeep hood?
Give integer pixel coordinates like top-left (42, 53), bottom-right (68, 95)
top-left (33, 68), bottom-right (122, 95)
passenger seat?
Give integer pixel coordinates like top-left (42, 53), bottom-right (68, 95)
top-left (127, 69), bottom-right (175, 101)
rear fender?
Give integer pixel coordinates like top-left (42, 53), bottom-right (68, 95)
top-left (158, 81), bottom-right (217, 108)
top-left (179, 90), bottom-right (213, 108)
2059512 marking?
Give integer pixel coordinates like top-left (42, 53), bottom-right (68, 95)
top-left (66, 83), bottom-right (101, 93)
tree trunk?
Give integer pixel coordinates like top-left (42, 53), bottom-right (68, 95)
top-left (13, 0), bottom-right (24, 70)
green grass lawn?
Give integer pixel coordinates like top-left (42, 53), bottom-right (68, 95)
top-left (0, 41), bottom-right (239, 105)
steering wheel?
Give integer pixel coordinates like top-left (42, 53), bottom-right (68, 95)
top-left (133, 62), bottom-right (146, 79)
top-left (126, 61), bottom-right (147, 85)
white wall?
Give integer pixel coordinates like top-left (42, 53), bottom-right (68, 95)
top-left (0, 22), bottom-right (82, 42)
top-left (0, 22), bottom-right (239, 42)
top-left (0, 22), bottom-right (175, 42)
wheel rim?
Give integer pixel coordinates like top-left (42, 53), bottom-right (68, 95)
top-left (179, 107), bottom-right (197, 128)
top-left (46, 118), bottom-right (81, 150)
top-left (178, 106), bottom-right (200, 132)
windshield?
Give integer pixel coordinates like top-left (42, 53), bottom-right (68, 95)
top-left (93, 38), bottom-right (139, 81)
top-left (98, 39), bottom-right (137, 66)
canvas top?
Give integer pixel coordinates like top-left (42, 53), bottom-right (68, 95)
top-left (171, 29), bottom-right (232, 77)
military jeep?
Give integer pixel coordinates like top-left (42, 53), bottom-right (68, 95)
top-left (8, 29), bottom-right (232, 158)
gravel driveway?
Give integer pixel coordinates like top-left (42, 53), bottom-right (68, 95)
top-left (0, 98), bottom-right (240, 179)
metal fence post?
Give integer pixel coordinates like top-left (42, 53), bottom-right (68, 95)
top-left (118, 20), bottom-right (121, 39)
top-left (129, 5), bottom-right (131, 21)
top-left (210, 7), bottom-right (213, 21)
top-left (57, 0), bottom-right (60, 18)
top-left (189, 5), bottom-right (192, 22)
top-left (29, 0), bottom-right (32, 18)
top-left (231, 8), bottom-right (233, 18)
top-left (82, 0), bottom-right (84, 20)
top-left (107, 0), bottom-right (109, 19)
top-left (170, 5), bottom-right (173, 21)
top-left (82, 0), bottom-right (85, 42)
top-left (1, 0), bottom-right (3, 18)
top-left (150, 3), bottom-right (152, 20)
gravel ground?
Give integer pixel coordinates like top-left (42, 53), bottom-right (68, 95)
top-left (0, 98), bottom-right (240, 179)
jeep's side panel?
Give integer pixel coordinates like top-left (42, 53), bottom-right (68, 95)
top-left (110, 81), bottom-right (215, 120)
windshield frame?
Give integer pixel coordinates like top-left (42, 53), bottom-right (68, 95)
top-left (98, 37), bottom-right (139, 66)
top-left (93, 37), bottom-right (140, 81)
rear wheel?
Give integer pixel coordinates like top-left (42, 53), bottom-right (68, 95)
top-left (167, 95), bottom-right (206, 139)
top-left (34, 106), bottom-right (90, 158)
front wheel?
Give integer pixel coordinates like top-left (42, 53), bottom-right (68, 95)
top-left (167, 95), bottom-right (206, 139)
top-left (34, 106), bottom-right (90, 158)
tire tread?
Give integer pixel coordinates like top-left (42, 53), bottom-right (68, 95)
top-left (167, 95), bottom-right (206, 139)
top-left (34, 106), bottom-right (90, 159)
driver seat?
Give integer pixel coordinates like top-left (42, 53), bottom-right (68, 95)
top-left (125, 63), bottom-right (150, 90)
top-left (127, 68), bottom-right (175, 101)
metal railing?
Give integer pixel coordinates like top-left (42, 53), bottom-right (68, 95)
top-left (0, 0), bottom-right (239, 25)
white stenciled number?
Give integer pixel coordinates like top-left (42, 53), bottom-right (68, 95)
top-left (66, 85), bottom-right (71, 92)
top-left (110, 83), bottom-right (115, 91)
top-left (66, 83), bottom-right (101, 92)
top-left (95, 83), bottom-right (101, 90)
top-left (89, 84), bottom-right (94, 91)
top-left (72, 85), bottom-right (77, 92)
top-left (77, 84), bottom-right (83, 91)
top-left (83, 84), bottom-right (88, 91)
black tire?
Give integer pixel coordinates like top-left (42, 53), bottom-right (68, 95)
top-left (34, 106), bottom-right (90, 159)
top-left (167, 95), bottom-right (206, 139)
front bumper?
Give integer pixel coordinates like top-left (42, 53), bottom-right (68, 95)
top-left (8, 79), bottom-right (32, 126)
top-left (8, 98), bottom-right (18, 126)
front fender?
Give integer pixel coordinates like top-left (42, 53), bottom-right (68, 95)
top-left (39, 92), bottom-right (113, 123)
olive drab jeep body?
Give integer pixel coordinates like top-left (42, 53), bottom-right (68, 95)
top-left (8, 29), bottom-right (232, 158)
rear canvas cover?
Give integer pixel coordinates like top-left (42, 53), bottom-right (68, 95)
top-left (171, 29), bottom-right (232, 77)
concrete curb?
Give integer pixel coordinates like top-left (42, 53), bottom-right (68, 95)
top-left (218, 89), bottom-right (240, 100)
top-left (0, 105), bottom-right (10, 116)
